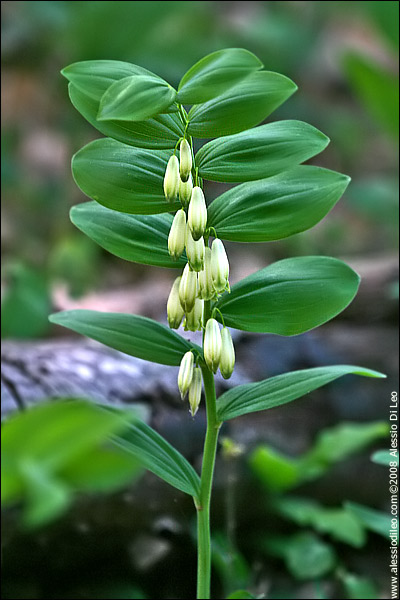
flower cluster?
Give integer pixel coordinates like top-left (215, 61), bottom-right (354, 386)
top-left (164, 139), bottom-right (235, 415)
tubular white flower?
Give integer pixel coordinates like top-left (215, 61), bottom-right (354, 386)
top-left (178, 351), bottom-right (194, 400)
top-left (167, 276), bottom-right (185, 329)
top-left (204, 318), bottom-right (222, 373)
top-left (186, 228), bottom-right (205, 272)
top-left (184, 297), bottom-right (204, 332)
top-left (163, 155), bottom-right (179, 203)
top-left (178, 263), bottom-right (198, 313)
top-left (211, 238), bottom-right (229, 293)
top-left (168, 209), bottom-right (186, 260)
top-left (219, 327), bottom-right (235, 379)
top-left (188, 186), bottom-right (207, 241)
top-left (198, 247), bottom-right (215, 300)
top-left (179, 139), bottom-right (192, 182)
top-left (179, 173), bottom-right (193, 208)
top-left (188, 367), bottom-right (202, 416)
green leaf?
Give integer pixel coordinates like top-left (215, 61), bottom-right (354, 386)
top-left (285, 532), bottom-right (337, 580)
top-left (63, 60), bottom-right (184, 149)
top-left (227, 591), bottom-right (255, 599)
top-left (212, 532), bottom-right (250, 595)
top-left (112, 418), bottom-right (200, 499)
top-left (207, 166), bottom-right (349, 242)
top-left (68, 84), bottom-right (184, 150)
top-left (187, 70), bottom-right (297, 138)
top-left (217, 365), bottom-right (385, 421)
top-left (61, 446), bottom-right (142, 493)
top-left (343, 52), bottom-right (399, 138)
top-left (49, 310), bottom-right (196, 366)
top-left (345, 502), bottom-right (393, 539)
top-left (264, 532), bottom-right (337, 580)
top-left (197, 122), bottom-right (329, 183)
top-left (177, 48), bottom-right (263, 105)
top-left (70, 202), bottom-right (187, 269)
top-left (61, 59), bottom-right (158, 100)
top-left (274, 497), bottom-right (366, 548)
top-left (215, 256), bottom-right (361, 335)
top-left (98, 75), bottom-right (176, 122)
top-left (339, 571), bottom-right (379, 600)
top-left (372, 449), bottom-right (399, 466)
top-left (72, 138), bottom-right (180, 214)
top-left (301, 422), bottom-right (389, 476)
top-left (249, 446), bottom-right (301, 491)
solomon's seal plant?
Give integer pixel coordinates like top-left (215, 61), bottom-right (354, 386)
top-left (53, 49), bottom-right (385, 599)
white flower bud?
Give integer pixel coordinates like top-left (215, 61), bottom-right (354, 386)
top-left (186, 228), bottom-right (204, 272)
top-left (198, 247), bottom-right (215, 300)
top-left (178, 263), bottom-right (198, 313)
top-left (188, 186), bottom-right (207, 241)
top-left (188, 367), bottom-right (202, 416)
top-left (219, 327), bottom-right (235, 379)
top-left (167, 276), bottom-right (185, 329)
top-left (168, 209), bottom-right (186, 260)
top-left (163, 155), bottom-right (179, 203)
top-left (204, 318), bottom-right (222, 373)
top-left (211, 238), bottom-right (229, 293)
top-left (179, 139), bottom-right (192, 182)
top-left (184, 297), bottom-right (204, 332)
top-left (179, 174), bottom-right (193, 208)
top-left (178, 351), bottom-right (194, 400)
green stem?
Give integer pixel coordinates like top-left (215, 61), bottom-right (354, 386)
top-left (197, 301), bottom-right (221, 599)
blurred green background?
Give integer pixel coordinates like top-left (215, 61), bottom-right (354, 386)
top-left (1, 1), bottom-right (399, 599)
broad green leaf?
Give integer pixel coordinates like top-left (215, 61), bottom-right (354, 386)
top-left (177, 48), bottom-right (263, 104)
top-left (61, 59), bottom-right (158, 101)
top-left (98, 75), bottom-right (176, 122)
top-left (63, 60), bottom-right (184, 148)
top-left (274, 497), bottom-right (366, 548)
top-left (345, 502), bottom-right (393, 539)
top-left (68, 84), bottom-right (184, 149)
top-left (372, 449), bottom-right (399, 466)
top-left (339, 571), bottom-right (379, 600)
top-left (72, 138), bottom-right (180, 214)
top-left (188, 70), bottom-right (297, 138)
top-left (215, 256), bottom-right (361, 335)
top-left (217, 365), bottom-right (385, 421)
top-left (207, 166), bottom-right (349, 242)
top-left (264, 533), bottom-right (337, 580)
top-left (343, 52), bottom-right (399, 138)
top-left (227, 592), bottom-right (255, 599)
top-left (70, 202), bottom-right (187, 269)
top-left (249, 446), bottom-right (301, 491)
top-left (197, 122), bottom-right (329, 183)
top-left (49, 310), bottom-right (196, 366)
top-left (302, 421), bottom-right (389, 473)
top-left (112, 418), bottom-right (200, 499)
top-left (61, 446), bottom-right (142, 493)
top-left (285, 533), bottom-right (337, 580)
top-left (1, 400), bottom-right (128, 476)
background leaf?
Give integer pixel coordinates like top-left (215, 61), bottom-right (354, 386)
top-left (207, 166), bottom-right (349, 242)
top-left (371, 449), bottom-right (398, 466)
top-left (176, 48), bottom-right (263, 104)
top-left (187, 70), bottom-right (297, 138)
top-left (273, 497), bottom-right (366, 547)
top-left (71, 202), bottom-right (187, 269)
top-left (217, 365), bottom-right (385, 421)
top-left (98, 74), bottom-right (176, 122)
top-left (215, 256), bottom-right (360, 335)
top-left (197, 122), bottom-right (329, 183)
top-left (49, 310), bottom-right (196, 366)
top-left (345, 502), bottom-right (392, 539)
top-left (111, 418), bottom-right (200, 499)
top-left (72, 138), bottom-right (180, 214)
